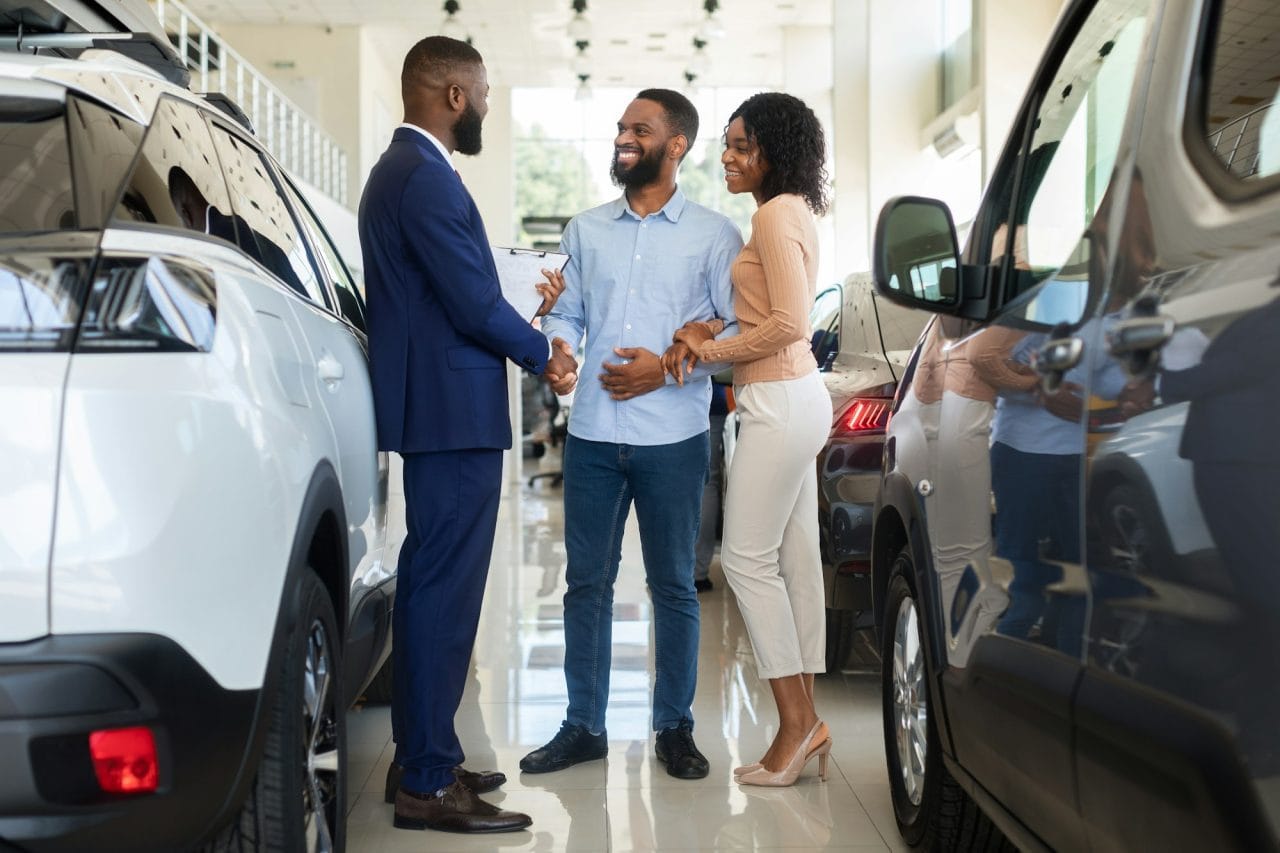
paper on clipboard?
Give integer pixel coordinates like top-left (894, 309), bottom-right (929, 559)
top-left (491, 246), bottom-right (570, 321)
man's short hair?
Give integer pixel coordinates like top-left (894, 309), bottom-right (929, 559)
top-left (635, 88), bottom-right (699, 155)
top-left (402, 35), bottom-right (483, 95)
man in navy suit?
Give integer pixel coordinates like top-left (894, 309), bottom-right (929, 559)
top-left (358, 35), bottom-right (577, 834)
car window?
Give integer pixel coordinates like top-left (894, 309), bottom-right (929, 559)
top-left (206, 125), bottom-right (329, 308)
top-left (1201, 0), bottom-right (1280, 182)
top-left (809, 285), bottom-right (841, 369)
top-left (0, 96), bottom-right (75, 233)
top-left (278, 176), bottom-right (367, 334)
top-left (66, 97), bottom-right (144, 229)
top-left (111, 98), bottom-right (237, 252)
top-left (988, 0), bottom-right (1150, 322)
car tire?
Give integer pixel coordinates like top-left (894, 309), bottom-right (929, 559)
top-left (881, 546), bottom-right (1008, 851)
top-left (206, 568), bottom-right (347, 852)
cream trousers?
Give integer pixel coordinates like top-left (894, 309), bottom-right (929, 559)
top-left (722, 372), bottom-right (833, 679)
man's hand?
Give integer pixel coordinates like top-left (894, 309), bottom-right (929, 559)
top-left (600, 347), bottom-right (665, 400)
top-left (534, 268), bottom-right (566, 318)
top-left (661, 341), bottom-right (699, 386)
top-left (545, 337), bottom-right (578, 395)
top-left (1117, 377), bottom-right (1155, 419)
top-left (1037, 380), bottom-right (1085, 422)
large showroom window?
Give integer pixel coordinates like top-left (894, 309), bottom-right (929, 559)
top-left (512, 87), bottom-right (760, 246)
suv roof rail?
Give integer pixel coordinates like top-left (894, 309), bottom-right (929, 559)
top-left (0, 0), bottom-right (189, 87)
top-left (202, 92), bottom-right (253, 134)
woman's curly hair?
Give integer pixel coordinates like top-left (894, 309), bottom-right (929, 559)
top-left (727, 92), bottom-right (829, 216)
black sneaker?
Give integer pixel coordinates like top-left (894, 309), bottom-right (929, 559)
top-left (655, 722), bottom-right (709, 779)
top-left (519, 722), bottom-right (608, 774)
top-left (694, 578), bottom-right (714, 593)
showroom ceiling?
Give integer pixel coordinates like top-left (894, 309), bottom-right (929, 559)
top-left (177, 0), bottom-right (833, 88)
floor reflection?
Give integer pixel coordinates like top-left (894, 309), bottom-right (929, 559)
top-left (345, 451), bottom-right (903, 851)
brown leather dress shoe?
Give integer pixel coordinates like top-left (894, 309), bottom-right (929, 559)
top-left (384, 762), bottom-right (506, 803)
top-left (393, 781), bottom-right (531, 833)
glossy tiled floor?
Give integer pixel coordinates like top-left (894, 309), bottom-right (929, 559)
top-left (345, 453), bottom-right (906, 852)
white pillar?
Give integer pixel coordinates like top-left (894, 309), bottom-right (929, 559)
top-left (831, 0), bottom-right (871, 276)
top-left (977, 0), bottom-right (1065, 183)
top-left (783, 25), bottom-right (836, 283)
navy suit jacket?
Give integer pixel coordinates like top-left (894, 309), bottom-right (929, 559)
top-left (1160, 295), bottom-right (1280, 465)
top-left (359, 127), bottom-right (548, 453)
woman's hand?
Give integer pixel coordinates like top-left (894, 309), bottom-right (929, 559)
top-left (661, 341), bottom-right (700, 385)
top-left (673, 321), bottom-right (717, 350)
top-left (534, 268), bottom-right (566, 317)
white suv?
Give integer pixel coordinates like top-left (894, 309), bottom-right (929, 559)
top-left (0, 49), bottom-right (400, 851)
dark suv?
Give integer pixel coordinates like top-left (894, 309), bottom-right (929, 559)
top-left (869, 0), bottom-right (1280, 849)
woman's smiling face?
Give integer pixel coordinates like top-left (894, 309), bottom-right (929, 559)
top-left (721, 117), bottom-right (768, 197)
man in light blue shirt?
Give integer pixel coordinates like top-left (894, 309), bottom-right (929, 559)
top-left (520, 89), bottom-right (741, 780)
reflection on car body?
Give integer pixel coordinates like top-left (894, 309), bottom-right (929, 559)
top-left (867, 0), bottom-right (1280, 850)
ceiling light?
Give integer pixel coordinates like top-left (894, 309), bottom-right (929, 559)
top-left (683, 70), bottom-right (698, 95)
top-left (575, 73), bottom-right (592, 101)
top-left (689, 36), bottom-right (710, 77)
top-left (572, 42), bottom-right (590, 76)
top-left (697, 0), bottom-right (726, 40)
top-left (568, 0), bottom-right (592, 43)
top-left (440, 0), bottom-right (466, 41)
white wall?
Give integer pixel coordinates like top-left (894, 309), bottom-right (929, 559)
top-left (829, 0), bottom-right (1067, 277)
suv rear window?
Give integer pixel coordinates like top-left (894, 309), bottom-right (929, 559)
top-left (0, 98), bottom-right (76, 234)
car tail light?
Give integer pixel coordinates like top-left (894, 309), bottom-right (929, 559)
top-left (834, 398), bottom-right (892, 436)
top-left (88, 727), bottom-right (158, 794)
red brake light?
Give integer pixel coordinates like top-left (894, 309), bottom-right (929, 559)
top-left (89, 727), bottom-right (158, 794)
top-left (836, 399), bottom-right (891, 435)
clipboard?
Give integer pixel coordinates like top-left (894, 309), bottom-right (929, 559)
top-left (491, 246), bottom-right (571, 321)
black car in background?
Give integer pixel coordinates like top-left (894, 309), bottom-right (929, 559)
top-left (812, 276), bottom-right (927, 671)
top-left (868, 0), bottom-right (1280, 849)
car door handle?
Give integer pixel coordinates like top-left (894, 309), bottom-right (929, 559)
top-left (317, 352), bottom-right (345, 384)
top-left (1107, 315), bottom-right (1175, 355)
top-left (1034, 336), bottom-right (1083, 374)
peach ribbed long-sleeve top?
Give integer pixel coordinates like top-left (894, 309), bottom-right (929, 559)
top-left (698, 193), bottom-right (818, 383)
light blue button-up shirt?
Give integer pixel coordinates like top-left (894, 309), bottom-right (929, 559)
top-left (542, 189), bottom-right (742, 446)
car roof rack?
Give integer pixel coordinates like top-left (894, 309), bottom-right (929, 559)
top-left (0, 0), bottom-right (190, 87)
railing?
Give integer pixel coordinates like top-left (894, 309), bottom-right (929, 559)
top-left (149, 0), bottom-right (348, 206)
top-left (1209, 102), bottom-right (1270, 181)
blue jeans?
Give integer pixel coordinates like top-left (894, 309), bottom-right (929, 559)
top-left (561, 432), bottom-right (708, 734)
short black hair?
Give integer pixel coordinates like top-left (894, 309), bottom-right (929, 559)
top-left (727, 92), bottom-right (829, 215)
top-left (635, 88), bottom-right (699, 158)
top-left (401, 35), bottom-right (483, 96)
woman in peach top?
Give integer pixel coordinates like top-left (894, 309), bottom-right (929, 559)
top-left (663, 93), bottom-right (833, 787)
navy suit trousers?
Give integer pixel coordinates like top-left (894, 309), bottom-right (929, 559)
top-left (391, 448), bottom-right (503, 792)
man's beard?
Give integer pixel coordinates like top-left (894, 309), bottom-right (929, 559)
top-left (611, 144), bottom-right (664, 189)
top-left (454, 102), bottom-right (484, 156)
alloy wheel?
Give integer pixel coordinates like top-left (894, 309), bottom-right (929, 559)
top-left (892, 595), bottom-right (928, 806)
top-left (303, 619), bottom-right (340, 853)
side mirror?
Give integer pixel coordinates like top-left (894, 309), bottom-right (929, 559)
top-left (873, 196), bottom-right (964, 314)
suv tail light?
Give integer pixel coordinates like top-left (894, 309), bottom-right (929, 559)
top-left (834, 398), bottom-right (892, 436)
top-left (89, 726), bottom-right (158, 794)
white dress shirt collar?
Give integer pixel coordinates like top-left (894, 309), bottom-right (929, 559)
top-left (398, 123), bottom-right (452, 165)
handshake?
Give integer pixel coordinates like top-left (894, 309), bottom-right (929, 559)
top-left (545, 337), bottom-right (579, 395)
top-left (543, 317), bottom-right (724, 399)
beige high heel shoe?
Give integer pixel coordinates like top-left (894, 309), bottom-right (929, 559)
top-left (736, 721), bottom-right (832, 787)
top-left (733, 762), bottom-right (761, 778)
